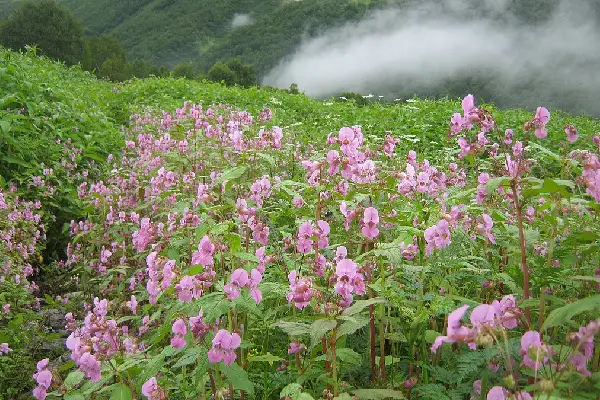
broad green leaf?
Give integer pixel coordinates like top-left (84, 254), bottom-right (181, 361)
top-left (221, 362), bottom-right (254, 395)
top-left (310, 319), bottom-right (337, 349)
top-left (172, 346), bottom-right (205, 369)
top-left (64, 370), bottom-right (85, 388)
top-left (248, 352), bottom-right (282, 365)
top-left (110, 383), bottom-right (133, 400)
top-left (542, 294), bottom-right (600, 331)
top-left (336, 348), bottom-right (363, 366)
top-left (213, 166), bottom-right (247, 185)
top-left (486, 176), bottom-right (510, 192)
top-left (336, 315), bottom-right (369, 339)
top-left (273, 321), bottom-right (312, 336)
top-left (342, 298), bottom-right (386, 316)
top-left (572, 275), bottom-right (600, 283)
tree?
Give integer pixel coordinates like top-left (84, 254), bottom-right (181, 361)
top-left (83, 35), bottom-right (126, 73)
top-left (206, 58), bottom-right (257, 87)
top-left (0, 0), bottom-right (85, 65)
top-left (225, 58), bottom-right (257, 87)
top-left (100, 54), bottom-right (132, 82)
top-left (172, 61), bottom-right (196, 79)
top-left (207, 61), bottom-right (236, 86)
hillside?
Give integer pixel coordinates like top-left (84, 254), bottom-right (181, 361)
top-left (0, 0), bottom-right (582, 74)
top-left (3, 48), bottom-right (600, 400)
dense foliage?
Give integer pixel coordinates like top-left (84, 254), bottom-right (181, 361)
top-left (2, 49), bottom-right (600, 400)
top-left (0, 0), bottom-right (84, 65)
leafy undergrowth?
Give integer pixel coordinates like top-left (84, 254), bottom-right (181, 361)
top-left (2, 50), bottom-right (600, 400)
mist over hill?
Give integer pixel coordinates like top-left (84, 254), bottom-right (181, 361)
top-left (2, 0), bottom-right (600, 115)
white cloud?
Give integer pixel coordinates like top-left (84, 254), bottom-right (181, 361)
top-left (263, 0), bottom-right (600, 114)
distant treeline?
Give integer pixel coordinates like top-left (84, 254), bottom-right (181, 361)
top-left (0, 0), bottom-right (259, 86)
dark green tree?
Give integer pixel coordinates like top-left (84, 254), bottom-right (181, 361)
top-left (83, 35), bottom-right (126, 73)
top-left (207, 61), bottom-right (236, 86)
top-left (100, 54), bottom-right (132, 81)
top-left (172, 61), bottom-right (196, 79)
top-left (225, 58), bottom-right (257, 87)
top-left (0, 0), bottom-right (85, 65)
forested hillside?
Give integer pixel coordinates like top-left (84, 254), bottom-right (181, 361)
top-left (1, 0), bottom-right (586, 73)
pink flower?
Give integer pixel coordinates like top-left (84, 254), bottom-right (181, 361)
top-left (314, 220), bottom-right (330, 249)
top-left (431, 305), bottom-right (474, 353)
top-left (142, 377), bottom-right (164, 400)
top-left (520, 331), bottom-right (549, 370)
top-left (191, 235), bottom-right (215, 267)
top-left (292, 195), bottom-right (304, 208)
top-left (486, 386), bottom-right (507, 400)
top-left (1, 343), bottom-right (11, 354)
top-left (361, 207), bottom-right (379, 239)
top-left (79, 352), bottom-right (101, 382)
top-left (189, 310), bottom-right (210, 339)
top-left (334, 258), bottom-right (366, 307)
top-left (424, 219), bottom-right (451, 255)
top-left (286, 270), bottom-right (313, 309)
top-left (126, 295), bottom-right (137, 314)
top-left (297, 221), bottom-right (314, 254)
top-left (248, 269), bottom-right (263, 304)
top-left (565, 125), bottom-right (578, 143)
top-left (208, 329), bottom-right (241, 365)
top-left (288, 342), bottom-right (306, 354)
top-left (170, 319), bottom-right (187, 349)
top-left (224, 268), bottom-right (249, 300)
top-left (533, 107), bottom-right (550, 139)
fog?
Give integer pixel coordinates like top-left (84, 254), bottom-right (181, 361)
top-left (231, 13), bottom-right (254, 29)
top-left (263, 0), bottom-right (600, 114)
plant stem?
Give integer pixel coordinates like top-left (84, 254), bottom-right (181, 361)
top-left (511, 180), bottom-right (531, 325)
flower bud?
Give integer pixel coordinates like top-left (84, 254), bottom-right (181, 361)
top-left (503, 374), bottom-right (516, 389)
top-left (540, 379), bottom-right (554, 393)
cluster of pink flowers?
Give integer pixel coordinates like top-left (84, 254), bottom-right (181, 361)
top-left (0, 187), bottom-right (45, 288)
top-left (249, 176), bottom-right (272, 207)
top-left (171, 318), bottom-right (187, 349)
top-left (145, 252), bottom-right (178, 305)
top-left (142, 377), bottom-right (165, 400)
top-left (424, 219), bottom-right (452, 256)
top-left (287, 270), bottom-right (314, 309)
top-left (65, 298), bottom-right (139, 382)
top-left (297, 220), bottom-right (330, 253)
top-left (208, 329), bottom-right (241, 365)
top-left (191, 235), bottom-right (216, 267)
top-left (431, 295), bottom-right (519, 353)
top-left (360, 207), bottom-right (380, 240)
top-left (333, 257), bottom-right (366, 307)
top-left (224, 268), bottom-right (263, 304)
top-left (32, 359), bottom-right (52, 400)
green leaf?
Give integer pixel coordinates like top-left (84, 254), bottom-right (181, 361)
top-left (0, 120), bottom-right (11, 133)
top-left (248, 352), bottom-right (282, 365)
top-left (485, 176), bottom-right (510, 192)
top-left (256, 152), bottom-right (275, 167)
top-left (336, 348), bottom-right (363, 366)
top-left (542, 294), bottom-right (600, 331)
top-left (172, 346), bottom-right (205, 369)
top-left (2, 155), bottom-right (31, 168)
top-left (310, 319), bottom-right (337, 349)
top-left (221, 362), bottom-right (254, 395)
top-left (273, 321), bottom-right (312, 336)
top-left (64, 394), bottom-right (86, 400)
top-left (342, 298), bottom-right (386, 316)
top-left (214, 166), bottom-right (247, 185)
top-left (110, 383), bottom-right (133, 400)
top-left (336, 315), bottom-right (369, 339)
top-left (350, 389), bottom-right (405, 399)
top-left (572, 276), bottom-right (600, 283)
top-left (64, 370), bottom-right (85, 388)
